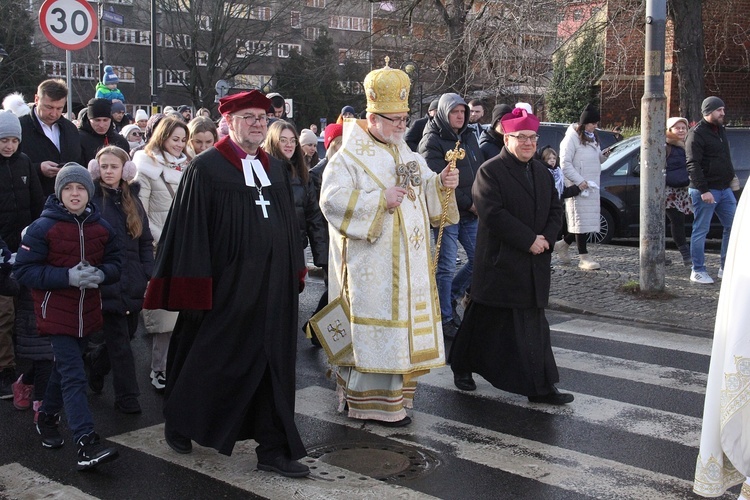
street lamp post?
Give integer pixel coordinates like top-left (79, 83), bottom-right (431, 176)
top-left (401, 61), bottom-right (422, 116)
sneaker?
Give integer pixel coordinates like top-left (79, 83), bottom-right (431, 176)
top-left (36, 411), bottom-right (64, 448)
top-left (718, 268), bottom-right (724, 280)
top-left (0, 368), bottom-right (15, 400)
top-left (33, 400), bottom-right (43, 424)
top-left (150, 370), bottom-right (166, 391)
top-left (12, 374), bottom-right (33, 410)
top-left (690, 270), bottom-right (714, 284)
top-left (76, 432), bottom-right (119, 470)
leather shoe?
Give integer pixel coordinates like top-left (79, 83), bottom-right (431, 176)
top-left (164, 423), bottom-right (192, 454)
top-left (114, 397), bottom-right (142, 414)
top-left (453, 372), bottom-right (476, 391)
top-left (528, 386), bottom-right (574, 405)
top-left (367, 416), bottom-right (412, 427)
top-left (257, 455), bottom-right (310, 477)
top-left (442, 320), bottom-right (457, 341)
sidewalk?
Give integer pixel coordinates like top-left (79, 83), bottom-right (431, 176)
top-left (549, 244), bottom-right (721, 334)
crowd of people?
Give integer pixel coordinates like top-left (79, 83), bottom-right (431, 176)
top-left (0, 60), bottom-right (745, 495)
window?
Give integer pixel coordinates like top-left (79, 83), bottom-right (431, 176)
top-left (278, 43), bottom-right (301, 58)
top-left (197, 51), bottom-right (209, 66)
top-left (573, 9), bottom-right (583, 21)
top-left (44, 61), bottom-right (134, 82)
top-left (249, 6), bottom-right (272, 20)
top-left (234, 74), bottom-right (272, 89)
top-left (304, 27), bottom-right (320, 40)
top-left (306, 0), bottom-right (325, 7)
top-left (102, 28), bottom-right (151, 46)
top-left (159, 33), bottom-right (192, 49)
top-left (225, 3), bottom-right (250, 18)
top-left (338, 48), bottom-right (369, 65)
top-left (198, 15), bottom-right (211, 30)
top-left (341, 81), bottom-right (364, 94)
top-left (291, 11), bottom-right (301, 29)
top-left (161, 0), bottom-right (190, 12)
top-left (329, 15), bottom-right (368, 32)
top-left (162, 69), bottom-right (189, 86)
top-left (236, 40), bottom-right (273, 58)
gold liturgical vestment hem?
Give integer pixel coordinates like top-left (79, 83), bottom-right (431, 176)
top-left (320, 119), bottom-right (459, 375)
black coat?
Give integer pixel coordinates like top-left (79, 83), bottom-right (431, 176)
top-left (405, 115), bottom-right (430, 152)
top-left (78, 115), bottom-right (130, 165)
top-left (419, 113), bottom-right (485, 218)
top-left (686, 118), bottom-right (736, 193)
top-left (0, 149), bottom-right (44, 251)
top-left (19, 106), bottom-right (83, 196)
top-left (13, 285), bottom-right (53, 361)
top-left (479, 127), bottom-right (504, 160)
top-left (471, 148), bottom-right (563, 309)
top-left (91, 182), bottom-right (154, 315)
top-left (282, 159), bottom-right (328, 268)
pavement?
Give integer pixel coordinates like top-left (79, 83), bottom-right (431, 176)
top-left (548, 243), bottom-right (721, 334)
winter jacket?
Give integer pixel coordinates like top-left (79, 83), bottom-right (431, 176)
top-left (19, 106), bottom-right (83, 196)
top-left (13, 196), bottom-right (122, 337)
top-left (686, 118), bottom-right (735, 193)
top-left (91, 182), bottom-right (154, 315)
top-left (78, 114), bottom-right (131, 165)
top-left (478, 127), bottom-right (504, 160)
top-left (419, 94), bottom-right (485, 219)
top-left (0, 149), bottom-right (44, 251)
top-left (13, 285), bottom-right (52, 361)
top-left (665, 131), bottom-right (689, 188)
top-left (289, 166), bottom-right (328, 268)
top-left (132, 149), bottom-right (188, 245)
top-left (95, 83), bottom-right (125, 103)
top-left (405, 115), bottom-right (430, 152)
top-left (560, 123), bottom-right (606, 233)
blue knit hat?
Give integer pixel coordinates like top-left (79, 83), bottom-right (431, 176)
top-left (103, 65), bottom-right (119, 85)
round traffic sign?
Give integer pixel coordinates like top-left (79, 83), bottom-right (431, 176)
top-left (39, 0), bottom-right (98, 51)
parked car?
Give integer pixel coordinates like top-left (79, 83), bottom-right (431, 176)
top-left (536, 122), bottom-right (622, 152)
top-left (590, 128), bottom-right (750, 243)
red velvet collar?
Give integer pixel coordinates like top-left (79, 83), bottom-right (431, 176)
top-left (214, 135), bottom-right (270, 172)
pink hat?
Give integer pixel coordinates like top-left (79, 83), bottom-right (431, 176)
top-left (500, 107), bottom-right (540, 133)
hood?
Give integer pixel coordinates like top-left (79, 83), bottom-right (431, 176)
top-left (429, 93), bottom-right (469, 140)
top-left (40, 193), bottom-right (102, 224)
top-left (564, 123), bottom-right (580, 138)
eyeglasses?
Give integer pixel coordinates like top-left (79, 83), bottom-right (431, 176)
top-left (129, 131), bottom-right (142, 137)
top-left (507, 134), bottom-right (539, 143)
top-left (279, 137), bottom-right (297, 145)
top-left (375, 113), bottom-right (409, 126)
top-left (232, 114), bottom-right (268, 126)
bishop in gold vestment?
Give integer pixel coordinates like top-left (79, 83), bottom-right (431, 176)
top-left (319, 60), bottom-right (459, 425)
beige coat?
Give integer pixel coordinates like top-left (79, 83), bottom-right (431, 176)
top-left (560, 123), bottom-right (607, 234)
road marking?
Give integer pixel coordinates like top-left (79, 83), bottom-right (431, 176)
top-left (552, 347), bottom-right (708, 393)
top-left (109, 424), bottom-right (439, 500)
top-left (296, 386), bottom-right (732, 500)
top-left (418, 367), bottom-right (701, 447)
top-left (0, 463), bottom-right (99, 499)
top-left (551, 318), bottom-right (712, 355)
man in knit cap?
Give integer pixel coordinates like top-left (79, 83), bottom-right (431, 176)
top-left (686, 96), bottom-right (737, 284)
top-left (405, 98), bottom-right (438, 152)
top-left (78, 98), bottom-right (130, 164)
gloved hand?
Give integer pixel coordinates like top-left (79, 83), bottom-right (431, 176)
top-left (68, 262), bottom-right (97, 288)
top-left (80, 268), bottom-right (105, 289)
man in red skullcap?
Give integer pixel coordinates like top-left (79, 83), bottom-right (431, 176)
top-left (143, 90), bottom-right (309, 476)
top-left (449, 108), bottom-right (573, 405)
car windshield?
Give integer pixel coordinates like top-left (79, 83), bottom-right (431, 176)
top-left (601, 136), bottom-right (640, 170)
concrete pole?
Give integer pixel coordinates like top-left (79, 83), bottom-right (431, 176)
top-left (640, 0), bottom-right (667, 292)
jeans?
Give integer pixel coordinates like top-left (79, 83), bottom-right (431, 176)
top-left (433, 217), bottom-right (478, 321)
top-left (689, 188), bottom-right (736, 272)
top-left (43, 335), bottom-right (94, 442)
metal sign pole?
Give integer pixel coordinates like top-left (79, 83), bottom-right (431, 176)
top-left (66, 50), bottom-right (73, 120)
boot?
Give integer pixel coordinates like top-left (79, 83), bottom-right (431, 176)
top-left (678, 244), bottom-right (691, 266)
top-left (554, 240), bottom-right (571, 264)
top-left (578, 253), bottom-right (600, 270)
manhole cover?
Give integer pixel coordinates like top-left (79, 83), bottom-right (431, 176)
top-left (307, 442), bottom-right (440, 481)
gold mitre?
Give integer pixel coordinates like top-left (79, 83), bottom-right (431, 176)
top-left (364, 56), bottom-right (411, 114)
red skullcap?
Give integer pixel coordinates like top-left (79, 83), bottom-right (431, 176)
top-left (324, 123), bottom-right (343, 150)
top-left (218, 90), bottom-right (271, 116)
top-left (500, 107), bottom-right (540, 133)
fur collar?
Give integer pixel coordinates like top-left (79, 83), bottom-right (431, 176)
top-left (666, 130), bottom-right (685, 148)
top-left (133, 150), bottom-right (185, 184)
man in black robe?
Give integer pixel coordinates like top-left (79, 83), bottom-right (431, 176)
top-left (143, 90), bottom-right (309, 477)
top-left (449, 108), bottom-right (573, 405)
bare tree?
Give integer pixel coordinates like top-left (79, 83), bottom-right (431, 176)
top-left (667, 0), bottom-right (703, 121)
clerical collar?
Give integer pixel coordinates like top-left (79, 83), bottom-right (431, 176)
top-left (228, 137), bottom-right (257, 159)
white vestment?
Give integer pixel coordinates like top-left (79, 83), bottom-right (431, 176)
top-left (694, 192), bottom-right (750, 497)
top-left (320, 119), bottom-right (458, 420)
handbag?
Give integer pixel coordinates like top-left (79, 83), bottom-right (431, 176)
top-left (307, 238), bottom-right (353, 365)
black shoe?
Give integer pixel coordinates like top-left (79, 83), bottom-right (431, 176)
top-left (114, 397), bottom-right (142, 414)
top-left (36, 411), bottom-right (64, 448)
top-left (528, 386), bottom-right (574, 405)
top-left (257, 455), bottom-right (311, 478)
top-left (0, 368), bottom-right (15, 399)
top-left (76, 432), bottom-right (119, 470)
top-left (453, 372), bottom-right (476, 391)
top-left (164, 423), bottom-right (192, 454)
top-left (367, 415), bottom-right (412, 427)
top-left (84, 355), bottom-right (104, 394)
top-left (442, 320), bottom-right (457, 341)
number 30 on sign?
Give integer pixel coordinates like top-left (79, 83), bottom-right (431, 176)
top-left (39, 0), bottom-right (98, 51)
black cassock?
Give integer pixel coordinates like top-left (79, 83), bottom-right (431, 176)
top-left (144, 136), bottom-right (306, 457)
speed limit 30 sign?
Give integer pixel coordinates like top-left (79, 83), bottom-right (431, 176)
top-left (39, 0), bottom-right (98, 51)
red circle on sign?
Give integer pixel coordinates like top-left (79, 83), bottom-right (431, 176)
top-left (39, 0), bottom-right (98, 51)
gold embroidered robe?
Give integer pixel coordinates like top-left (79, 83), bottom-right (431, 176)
top-left (320, 119), bottom-right (459, 375)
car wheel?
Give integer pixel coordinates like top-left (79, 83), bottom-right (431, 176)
top-left (588, 207), bottom-right (614, 244)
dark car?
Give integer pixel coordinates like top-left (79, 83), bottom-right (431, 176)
top-left (536, 122), bottom-right (622, 153)
top-left (591, 128), bottom-right (750, 243)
